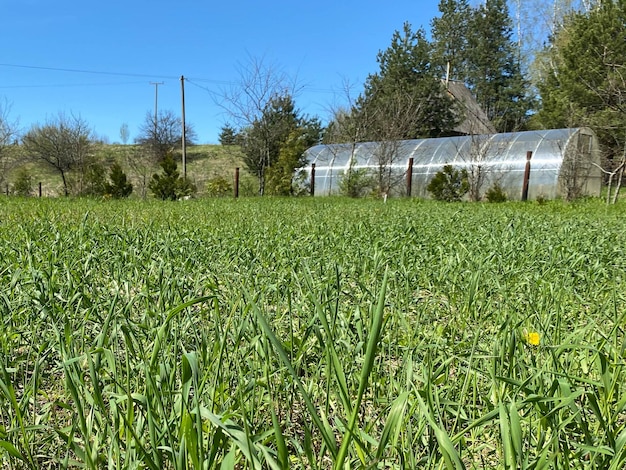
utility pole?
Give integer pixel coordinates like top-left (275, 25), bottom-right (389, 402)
top-left (180, 75), bottom-right (187, 179)
top-left (150, 81), bottom-right (164, 137)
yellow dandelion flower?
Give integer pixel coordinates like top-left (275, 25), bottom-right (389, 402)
top-left (524, 331), bottom-right (540, 346)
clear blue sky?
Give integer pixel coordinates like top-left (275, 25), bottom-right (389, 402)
top-left (1, 0), bottom-right (443, 144)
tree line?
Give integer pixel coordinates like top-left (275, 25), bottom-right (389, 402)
top-left (1, 0), bottom-right (624, 198)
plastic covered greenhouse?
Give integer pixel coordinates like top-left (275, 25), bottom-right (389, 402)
top-left (303, 128), bottom-right (603, 200)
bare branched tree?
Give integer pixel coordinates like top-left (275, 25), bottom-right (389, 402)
top-left (0, 99), bottom-right (20, 190)
top-left (135, 110), bottom-right (196, 163)
top-left (22, 113), bottom-right (93, 196)
top-left (216, 55), bottom-right (303, 195)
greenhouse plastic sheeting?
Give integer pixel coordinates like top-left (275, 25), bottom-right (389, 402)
top-left (304, 128), bottom-right (602, 199)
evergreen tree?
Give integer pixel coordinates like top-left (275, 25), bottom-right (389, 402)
top-left (218, 123), bottom-right (239, 146)
top-left (532, 0), bottom-right (626, 161)
top-left (465, 0), bottom-right (531, 132)
top-left (351, 22), bottom-right (458, 194)
top-left (105, 163), bottom-right (133, 198)
top-left (355, 22), bottom-right (459, 141)
top-left (240, 94), bottom-right (319, 195)
top-left (265, 121), bottom-right (320, 196)
top-left (149, 154), bottom-right (195, 200)
top-left (431, 0), bottom-right (471, 81)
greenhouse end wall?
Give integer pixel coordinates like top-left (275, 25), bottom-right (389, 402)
top-left (303, 128), bottom-right (603, 200)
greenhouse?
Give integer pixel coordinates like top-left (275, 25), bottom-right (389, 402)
top-left (304, 128), bottom-right (603, 200)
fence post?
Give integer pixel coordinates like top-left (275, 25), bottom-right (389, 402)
top-left (521, 151), bottom-right (532, 201)
top-left (406, 157), bottom-right (414, 197)
top-left (310, 163), bottom-right (316, 196)
top-left (234, 168), bottom-right (240, 198)
top-left (39, 182), bottom-right (42, 197)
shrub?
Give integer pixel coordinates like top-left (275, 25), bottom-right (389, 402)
top-left (105, 163), bottom-right (133, 198)
top-left (485, 182), bottom-right (507, 202)
top-left (339, 168), bottom-right (375, 198)
top-left (83, 162), bottom-right (108, 197)
top-left (149, 154), bottom-right (196, 201)
top-left (12, 169), bottom-right (33, 196)
top-left (427, 165), bottom-right (469, 202)
top-left (206, 175), bottom-right (232, 197)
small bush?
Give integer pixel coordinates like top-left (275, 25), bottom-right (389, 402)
top-left (339, 168), bottom-right (375, 198)
top-left (83, 162), bottom-right (108, 197)
top-left (12, 169), bottom-right (33, 196)
top-left (149, 154), bottom-right (196, 200)
top-left (206, 175), bottom-right (232, 197)
top-left (105, 163), bottom-right (133, 198)
top-left (427, 165), bottom-right (469, 202)
top-left (485, 182), bottom-right (507, 202)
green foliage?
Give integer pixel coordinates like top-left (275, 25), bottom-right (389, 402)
top-left (339, 167), bottom-right (375, 198)
top-left (105, 163), bottom-right (133, 198)
top-left (83, 162), bottom-right (108, 197)
top-left (431, 0), bottom-right (532, 133)
top-left (1, 198), bottom-right (626, 468)
top-left (430, 0), bottom-right (471, 81)
top-left (354, 22), bottom-right (459, 141)
top-left (240, 94), bottom-right (321, 195)
top-left (218, 123), bottom-right (239, 146)
top-left (265, 129), bottom-right (312, 196)
top-left (205, 175), bottom-right (232, 197)
top-left (532, 0), bottom-right (626, 160)
top-left (149, 153), bottom-right (196, 200)
top-left (427, 164), bottom-right (469, 201)
top-left (485, 181), bottom-right (507, 202)
top-left (11, 168), bottom-right (33, 196)
top-left (465, 0), bottom-right (531, 132)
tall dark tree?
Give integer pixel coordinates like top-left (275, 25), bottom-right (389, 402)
top-left (465, 0), bottom-right (531, 132)
top-left (240, 94), bottom-right (318, 195)
top-left (431, 0), bottom-right (471, 81)
top-left (356, 22), bottom-right (458, 142)
top-left (532, 0), bottom-right (626, 163)
top-left (351, 22), bottom-right (458, 194)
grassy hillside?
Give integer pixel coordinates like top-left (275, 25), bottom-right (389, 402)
top-left (2, 143), bottom-right (256, 197)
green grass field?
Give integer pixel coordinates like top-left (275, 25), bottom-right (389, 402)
top-left (1, 197), bottom-right (625, 469)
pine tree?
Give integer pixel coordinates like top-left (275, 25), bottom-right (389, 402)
top-left (356, 22), bottom-right (458, 141)
top-left (240, 94), bottom-right (320, 195)
top-left (431, 0), bottom-right (471, 81)
top-left (465, 0), bottom-right (531, 132)
top-left (149, 154), bottom-right (195, 200)
top-left (532, 0), bottom-right (626, 161)
top-left (105, 163), bottom-right (133, 198)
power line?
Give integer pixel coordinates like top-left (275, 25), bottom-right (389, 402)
top-left (0, 62), bottom-right (341, 95)
top-left (0, 62), bottom-right (179, 80)
top-left (0, 81), bottom-right (149, 89)
top-left (0, 62), bottom-right (234, 85)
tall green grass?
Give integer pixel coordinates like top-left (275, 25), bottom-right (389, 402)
top-left (0, 196), bottom-right (625, 468)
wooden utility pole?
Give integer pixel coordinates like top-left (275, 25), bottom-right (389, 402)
top-left (150, 81), bottom-right (164, 136)
top-left (181, 75), bottom-right (187, 179)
